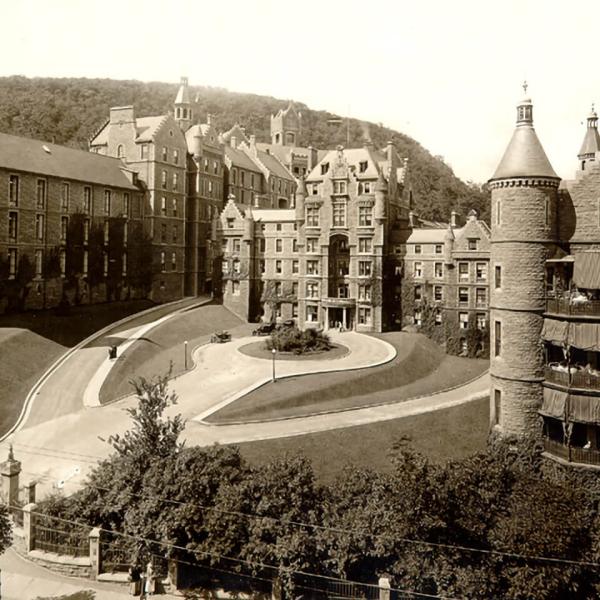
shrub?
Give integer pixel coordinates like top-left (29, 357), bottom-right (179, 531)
top-left (267, 326), bottom-right (331, 354)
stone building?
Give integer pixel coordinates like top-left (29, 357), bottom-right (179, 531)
top-left (0, 132), bottom-right (145, 312)
top-left (490, 89), bottom-right (600, 469)
top-left (218, 142), bottom-right (412, 332)
top-left (402, 209), bottom-right (491, 351)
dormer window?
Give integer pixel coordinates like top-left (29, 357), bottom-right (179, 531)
top-left (468, 238), bottom-right (478, 251)
top-left (320, 162), bottom-right (329, 175)
top-left (359, 161), bottom-right (368, 173)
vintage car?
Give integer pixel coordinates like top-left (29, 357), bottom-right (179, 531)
top-left (252, 323), bottom-right (276, 336)
top-left (210, 330), bottom-right (231, 343)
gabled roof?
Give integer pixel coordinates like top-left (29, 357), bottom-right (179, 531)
top-left (135, 116), bottom-right (168, 143)
top-left (406, 227), bottom-right (464, 244)
top-left (0, 132), bottom-right (138, 189)
top-left (306, 147), bottom-right (386, 181)
top-left (256, 149), bottom-right (294, 181)
top-left (225, 146), bottom-right (262, 173)
top-left (252, 209), bottom-right (295, 222)
top-left (221, 123), bottom-right (249, 145)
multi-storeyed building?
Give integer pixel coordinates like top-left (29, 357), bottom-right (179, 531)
top-left (490, 89), bottom-right (600, 468)
top-left (0, 76), bottom-right (490, 335)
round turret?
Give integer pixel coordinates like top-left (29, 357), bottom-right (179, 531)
top-left (488, 85), bottom-right (560, 442)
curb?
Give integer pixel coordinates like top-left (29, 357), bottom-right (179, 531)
top-left (203, 369), bottom-right (490, 426)
top-left (0, 297), bottom-right (204, 443)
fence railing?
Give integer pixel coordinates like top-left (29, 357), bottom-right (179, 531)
top-left (544, 437), bottom-right (600, 466)
top-left (33, 515), bottom-right (89, 557)
top-left (546, 297), bottom-right (600, 317)
top-left (544, 365), bottom-right (600, 391)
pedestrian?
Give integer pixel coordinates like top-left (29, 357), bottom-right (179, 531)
top-left (128, 564), bottom-right (141, 596)
top-left (144, 561), bottom-right (155, 597)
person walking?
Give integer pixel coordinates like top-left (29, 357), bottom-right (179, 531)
top-left (144, 561), bottom-right (155, 597)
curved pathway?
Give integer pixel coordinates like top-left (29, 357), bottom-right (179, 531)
top-left (0, 303), bottom-right (489, 499)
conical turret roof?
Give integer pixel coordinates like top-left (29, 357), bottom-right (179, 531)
top-left (175, 76), bottom-right (191, 105)
top-left (491, 87), bottom-right (558, 180)
top-left (578, 105), bottom-right (600, 158)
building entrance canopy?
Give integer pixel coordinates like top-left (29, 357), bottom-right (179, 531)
top-left (542, 319), bottom-right (600, 351)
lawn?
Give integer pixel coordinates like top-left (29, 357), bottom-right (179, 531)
top-left (209, 332), bottom-right (488, 423)
top-left (235, 396), bottom-right (490, 484)
top-left (99, 303), bottom-right (247, 404)
top-left (238, 340), bottom-right (349, 361)
top-left (0, 299), bottom-right (167, 438)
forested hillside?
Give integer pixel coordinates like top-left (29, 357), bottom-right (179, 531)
top-left (0, 76), bottom-right (489, 222)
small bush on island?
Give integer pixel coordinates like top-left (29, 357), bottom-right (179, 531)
top-left (266, 326), bottom-right (331, 354)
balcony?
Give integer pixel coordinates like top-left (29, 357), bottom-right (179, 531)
top-left (544, 365), bottom-right (600, 391)
top-left (546, 297), bottom-right (600, 318)
top-left (544, 437), bottom-right (600, 467)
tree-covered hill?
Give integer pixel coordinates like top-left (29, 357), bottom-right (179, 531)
top-left (0, 76), bottom-right (489, 222)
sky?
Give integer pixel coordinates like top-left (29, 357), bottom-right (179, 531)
top-left (0, 0), bottom-right (598, 183)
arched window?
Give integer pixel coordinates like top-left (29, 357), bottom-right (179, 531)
top-left (117, 144), bottom-right (124, 158)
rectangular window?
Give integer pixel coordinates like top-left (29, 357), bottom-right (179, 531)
top-left (359, 160), bottom-right (368, 173)
top-left (435, 244), bottom-right (442, 254)
top-left (338, 283), bottom-right (349, 298)
top-left (332, 200), bottom-right (346, 227)
top-left (161, 224), bottom-right (167, 243)
top-left (306, 238), bottom-right (318, 253)
top-left (494, 321), bottom-right (502, 356)
top-left (162, 146), bottom-right (168, 162)
top-left (60, 216), bottom-right (68, 242)
top-left (241, 171), bottom-right (245, 186)
top-left (8, 175), bottom-right (19, 206)
top-left (306, 206), bottom-right (320, 227)
top-left (122, 252), bottom-right (127, 277)
top-left (61, 182), bottom-right (70, 212)
top-left (459, 312), bottom-right (469, 329)
top-left (140, 144), bottom-right (148, 159)
top-left (476, 313), bottom-right (487, 330)
top-left (276, 223), bottom-right (282, 231)
top-left (307, 282), bottom-right (318, 298)
top-left (8, 248), bottom-right (17, 278)
top-left (103, 252), bottom-right (108, 277)
top-left (258, 238), bottom-right (265, 253)
top-left (173, 149), bottom-right (179, 165)
top-left (160, 197), bottom-right (167, 216)
top-left (276, 260), bottom-right (282, 274)
top-left (414, 285), bottom-right (422, 301)
top-left (227, 217), bottom-right (235, 229)
top-left (545, 198), bottom-right (550, 225)
top-left (359, 284), bottom-right (372, 301)
top-left (476, 262), bottom-right (487, 282)
top-left (276, 239), bottom-right (283, 253)
top-left (172, 225), bottom-right (178, 243)
top-left (413, 261), bottom-right (423, 278)
top-left (414, 244), bottom-right (422, 254)
top-left (172, 252), bottom-right (177, 270)
top-left (172, 172), bottom-right (178, 191)
top-left (161, 170), bottom-right (167, 189)
top-left (84, 219), bottom-right (90, 243)
top-left (35, 249), bottom-right (43, 278)
top-left (434, 285), bottom-right (443, 301)
top-left (358, 238), bottom-right (372, 253)
top-left (104, 220), bottom-right (110, 244)
top-left (36, 179), bottom-right (46, 209)
top-left (358, 261), bottom-right (372, 277)
top-left (468, 238), bottom-right (478, 251)
top-left (476, 287), bottom-right (487, 308)
top-left (358, 307), bottom-right (372, 325)
top-left (358, 206), bottom-right (372, 227)
top-left (83, 186), bottom-right (91, 214)
top-left (257, 259), bottom-right (265, 274)
top-left (104, 190), bottom-right (111, 215)
top-left (292, 303), bottom-right (298, 318)
top-left (494, 389), bottom-right (501, 425)
top-left (233, 238), bottom-right (241, 253)
top-left (8, 212), bottom-right (18, 241)
top-left (459, 262), bottom-right (469, 282)
top-left (292, 260), bottom-right (299, 274)
top-left (161, 251), bottom-right (166, 272)
top-left (435, 309), bottom-right (442, 324)
top-left (414, 310), bottom-right (422, 326)
top-left (306, 260), bottom-right (319, 275)
top-left (495, 265), bottom-right (502, 289)
top-left (35, 214), bottom-right (44, 241)
top-left (434, 262), bottom-right (443, 278)
top-left (60, 248), bottom-right (66, 277)
top-left (333, 180), bottom-right (347, 195)
top-left (222, 260), bottom-right (229, 274)
top-left (292, 239), bottom-right (298, 253)
top-left (124, 193), bottom-right (130, 216)
top-left (459, 287), bottom-right (469, 306)
top-left (496, 200), bottom-right (501, 225)
top-left (306, 305), bottom-right (318, 322)
top-left (83, 250), bottom-right (88, 276)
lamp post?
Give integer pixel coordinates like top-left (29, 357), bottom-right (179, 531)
top-left (184, 340), bottom-right (188, 370)
top-left (271, 348), bottom-right (277, 382)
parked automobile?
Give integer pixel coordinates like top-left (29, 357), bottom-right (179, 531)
top-left (210, 330), bottom-right (231, 343)
top-left (277, 319), bottom-right (296, 329)
top-left (252, 323), bottom-right (276, 336)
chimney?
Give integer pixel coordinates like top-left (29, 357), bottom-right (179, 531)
top-left (249, 135), bottom-right (257, 154)
top-left (450, 210), bottom-right (459, 228)
top-left (230, 136), bottom-right (237, 148)
top-left (408, 211), bottom-right (417, 228)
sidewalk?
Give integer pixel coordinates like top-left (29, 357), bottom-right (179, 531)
top-left (0, 548), bottom-right (181, 599)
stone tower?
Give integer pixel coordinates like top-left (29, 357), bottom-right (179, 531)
top-left (488, 86), bottom-right (560, 441)
top-left (578, 104), bottom-right (600, 171)
top-left (271, 102), bottom-right (301, 146)
top-left (174, 76), bottom-right (192, 131)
